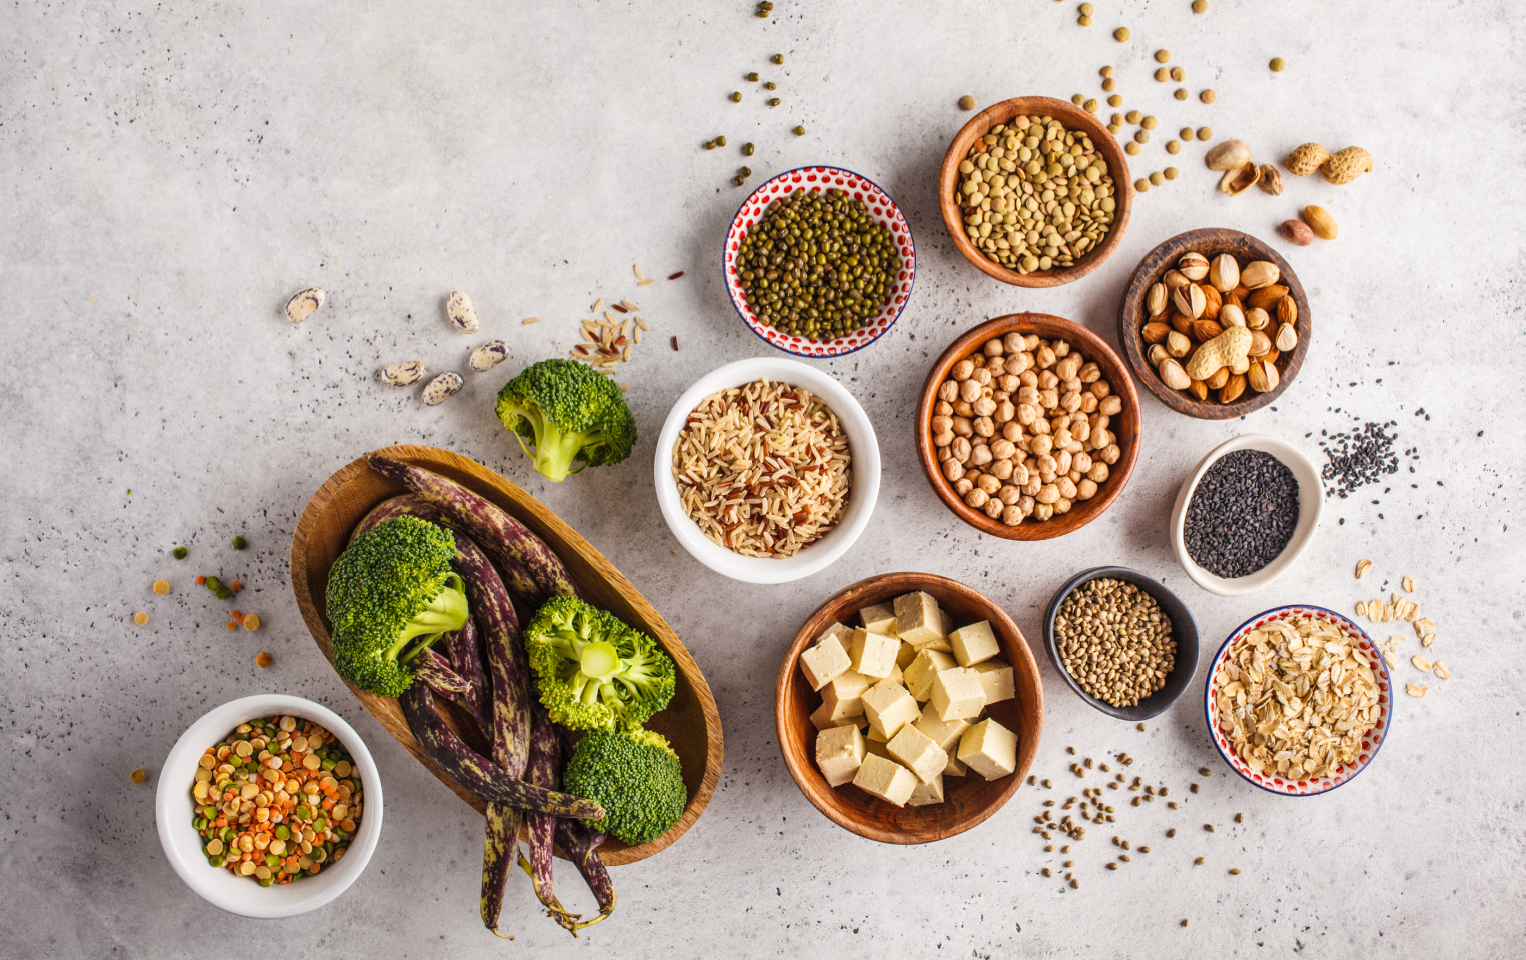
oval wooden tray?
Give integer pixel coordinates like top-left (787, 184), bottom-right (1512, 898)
top-left (775, 573), bottom-right (1043, 844)
top-left (290, 444), bottom-right (723, 866)
top-left (1116, 228), bottom-right (1312, 419)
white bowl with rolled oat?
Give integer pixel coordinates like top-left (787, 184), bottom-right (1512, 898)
top-left (655, 358), bottom-right (880, 583)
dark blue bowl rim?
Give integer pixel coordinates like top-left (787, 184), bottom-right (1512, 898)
top-left (722, 164), bottom-right (917, 359)
top-left (1202, 603), bottom-right (1393, 797)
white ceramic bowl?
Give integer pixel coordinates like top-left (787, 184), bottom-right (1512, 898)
top-left (156, 694), bottom-right (383, 918)
top-left (1170, 433), bottom-right (1324, 597)
top-left (654, 357), bottom-right (881, 583)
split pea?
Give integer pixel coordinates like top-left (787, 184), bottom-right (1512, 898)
top-left (1270, 57), bottom-right (1286, 72)
top-left (1142, 115), bottom-right (1158, 130)
top-left (1174, 88), bottom-right (1189, 100)
top-left (1114, 27), bottom-right (1130, 42)
top-left (1197, 126), bottom-right (1213, 140)
top-left (1102, 78), bottom-right (1116, 92)
top-left (1107, 94), bottom-right (1122, 107)
top-left (1167, 140), bottom-right (1182, 155)
top-left (1164, 167), bottom-right (1179, 179)
top-left (1155, 49), bottom-right (1171, 63)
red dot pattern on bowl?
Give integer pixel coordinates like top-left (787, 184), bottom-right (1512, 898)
top-left (1204, 605), bottom-right (1392, 797)
top-left (724, 166), bottom-right (917, 359)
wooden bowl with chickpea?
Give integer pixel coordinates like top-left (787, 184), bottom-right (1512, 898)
top-left (915, 314), bottom-right (1141, 541)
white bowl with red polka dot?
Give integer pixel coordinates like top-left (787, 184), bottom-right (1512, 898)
top-left (724, 165), bottom-right (916, 357)
top-left (1204, 605), bottom-right (1393, 797)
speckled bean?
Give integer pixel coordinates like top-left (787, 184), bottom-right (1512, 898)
top-left (446, 290), bottom-right (478, 334)
top-left (421, 371), bottom-right (464, 405)
top-left (285, 287), bottom-right (325, 323)
top-left (380, 360), bottom-right (426, 386)
top-left (468, 340), bottom-right (510, 372)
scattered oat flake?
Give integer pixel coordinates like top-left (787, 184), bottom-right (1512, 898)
top-left (522, 316), bottom-right (540, 325)
top-left (1411, 655), bottom-right (1432, 672)
top-left (1382, 650), bottom-right (1398, 669)
top-left (1355, 559), bottom-right (1372, 579)
top-left (1415, 618), bottom-right (1436, 636)
top-left (1405, 683), bottom-right (1427, 698)
top-left (1421, 633), bottom-right (1436, 647)
top-left (1433, 660), bottom-right (1449, 680)
top-left (1354, 600), bottom-right (1368, 618)
top-left (1402, 575), bottom-right (1415, 593)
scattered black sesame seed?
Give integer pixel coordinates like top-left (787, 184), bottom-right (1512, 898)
top-left (1319, 420), bottom-right (1402, 499)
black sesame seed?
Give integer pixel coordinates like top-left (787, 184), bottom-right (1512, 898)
top-left (1184, 450), bottom-right (1299, 579)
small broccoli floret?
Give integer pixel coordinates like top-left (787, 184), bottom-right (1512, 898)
top-left (326, 516), bottom-right (470, 697)
top-left (523, 595), bottom-right (676, 732)
top-left (495, 358), bottom-right (637, 482)
top-left (563, 728), bottom-right (687, 846)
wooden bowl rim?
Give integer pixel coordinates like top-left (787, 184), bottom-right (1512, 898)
top-left (1039, 565), bottom-right (1202, 721)
top-left (773, 572), bottom-right (1044, 844)
top-left (1115, 227), bottom-right (1314, 420)
top-left (938, 96), bottom-right (1134, 288)
top-left (289, 444), bottom-right (723, 866)
top-left (914, 313), bottom-right (1143, 541)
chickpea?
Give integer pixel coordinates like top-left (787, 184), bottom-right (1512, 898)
top-left (934, 430), bottom-right (954, 448)
top-left (969, 443), bottom-right (993, 466)
top-left (1002, 332), bottom-right (1026, 354)
top-left (1036, 454), bottom-right (1058, 476)
top-left (1062, 376), bottom-right (1081, 394)
top-left (1071, 419), bottom-right (1090, 443)
top-left (1035, 345), bottom-right (1056, 368)
top-left (1088, 462), bottom-right (1111, 483)
top-left (1016, 403), bottom-right (1038, 426)
top-left (1005, 353), bottom-right (1032, 376)
top-left (1079, 362), bottom-right (1101, 383)
top-left (959, 379), bottom-right (982, 403)
top-left (932, 415), bottom-right (953, 436)
top-left (934, 400), bottom-right (953, 416)
top-left (951, 436), bottom-right (972, 462)
top-left (1029, 415), bottom-right (1050, 435)
top-left (983, 497), bottom-right (1004, 519)
top-left (1030, 434), bottom-right (1053, 457)
top-left (1017, 386), bottom-right (1039, 406)
top-left (1091, 412), bottom-right (1110, 433)
top-left (971, 366), bottom-right (992, 386)
top-left (1057, 477), bottom-right (1078, 499)
top-left (998, 374), bottom-right (1019, 392)
top-left (1099, 395), bottom-right (1123, 416)
top-left (995, 484), bottom-right (1020, 505)
top-left (995, 400), bottom-right (1015, 423)
top-left (1013, 462), bottom-right (1030, 486)
top-left (965, 488), bottom-right (989, 509)
top-left (1055, 450), bottom-right (1072, 476)
top-left (973, 416), bottom-right (995, 438)
top-left (1053, 427), bottom-right (1072, 448)
top-left (976, 473), bottom-right (1001, 495)
top-left (1039, 388), bottom-right (1059, 408)
top-left (1037, 370), bottom-right (1059, 390)
top-left (1033, 502), bottom-right (1054, 521)
top-left (1091, 427), bottom-right (1112, 450)
top-left (952, 359), bottom-right (975, 381)
top-left (1052, 339), bottom-right (1070, 358)
top-left (1002, 421), bottom-right (1024, 441)
top-left (938, 380), bottom-right (959, 402)
top-left (988, 458), bottom-right (1013, 480)
top-left (953, 400), bottom-right (974, 417)
top-left (1018, 368), bottom-right (1038, 388)
top-left (1080, 392), bottom-right (1099, 413)
top-left (1090, 378), bottom-right (1112, 398)
top-left (971, 397), bottom-right (996, 417)
top-left (942, 457), bottom-right (964, 481)
top-left (992, 389), bottom-right (1009, 403)
top-left (1036, 483), bottom-right (1060, 504)
top-left (936, 445), bottom-right (953, 463)
top-left (952, 416), bottom-right (973, 437)
top-left (1101, 443), bottom-right (1121, 465)
top-left (985, 355), bottom-right (1006, 373)
top-left (1077, 478), bottom-right (1099, 500)
top-left (990, 438), bottom-right (1016, 460)
top-left (1001, 504), bottom-right (1024, 525)
top-left (983, 338), bottom-right (1004, 357)
top-left (1073, 451), bottom-right (1093, 474)
top-left (1053, 497), bottom-right (1073, 514)
top-left (955, 477), bottom-right (974, 496)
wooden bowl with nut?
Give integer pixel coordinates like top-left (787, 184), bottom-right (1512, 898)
top-left (1117, 228), bottom-right (1312, 420)
top-left (939, 96), bottom-right (1133, 287)
top-left (915, 314), bottom-right (1142, 541)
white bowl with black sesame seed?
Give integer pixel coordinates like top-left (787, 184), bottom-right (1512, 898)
top-left (1170, 434), bottom-right (1324, 597)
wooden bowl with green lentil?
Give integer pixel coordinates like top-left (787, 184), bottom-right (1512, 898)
top-left (939, 97), bottom-right (1133, 288)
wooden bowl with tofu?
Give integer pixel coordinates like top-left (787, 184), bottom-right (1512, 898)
top-left (774, 572), bottom-right (1043, 844)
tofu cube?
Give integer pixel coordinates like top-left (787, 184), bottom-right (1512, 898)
top-left (971, 659), bottom-right (1015, 704)
top-left (815, 724), bottom-right (865, 787)
top-left (799, 635), bottom-right (852, 691)
top-left (861, 678), bottom-right (921, 740)
top-left (944, 755), bottom-right (968, 777)
top-left (894, 591), bottom-right (946, 647)
top-left (905, 649), bottom-right (957, 702)
top-left (810, 701), bottom-right (868, 732)
top-left (865, 720), bottom-right (890, 743)
top-left (864, 737), bottom-right (894, 761)
top-left (852, 753), bottom-right (918, 807)
top-left (849, 627), bottom-right (900, 679)
top-left (886, 661), bottom-right (905, 686)
top-left (958, 718), bottom-right (1019, 781)
top-left (931, 667), bottom-right (987, 722)
top-left (908, 773), bottom-right (945, 806)
top-left (914, 702), bottom-right (972, 753)
top-left (821, 670), bottom-right (871, 720)
top-left (859, 602), bottom-right (899, 636)
top-left (816, 622), bottom-right (855, 648)
top-left (886, 724), bottom-right (948, 784)
top-left (948, 620), bottom-right (1001, 667)
top-left (939, 607), bottom-right (954, 638)
top-left (895, 640), bottom-right (919, 670)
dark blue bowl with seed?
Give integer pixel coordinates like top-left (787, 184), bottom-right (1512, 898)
top-left (1042, 566), bottom-right (1200, 721)
top-left (1170, 434), bottom-right (1324, 597)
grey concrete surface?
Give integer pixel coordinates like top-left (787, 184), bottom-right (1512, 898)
top-left (3, 1), bottom-right (1523, 957)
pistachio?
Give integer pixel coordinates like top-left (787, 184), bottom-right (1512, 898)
top-left (1209, 253), bottom-right (1240, 292)
top-left (1257, 164), bottom-right (1284, 195)
top-left (1247, 329), bottom-right (1272, 358)
top-left (1284, 143), bottom-right (1330, 176)
top-left (1218, 303), bottom-right (1245, 328)
top-left (284, 287), bottom-right (325, 324)
top-left (1275, 322), bottom-right (1299, 352)
top-left (1320, 146), bottom-right (1373, 185)
top-left (1245, 306), bottom-right (1271, 331)
top-left (1247, 359), bottom-right (1279, 393)
top-left (1277, 296), bottom-right (1298, 327)
top-left (1162, 269), bottom-right (1192, 290)
top-left (1219, 162), bottom-right (1261, 196)
top-left (1158, 358), bottom-right (1191, 390)
top-left (1167, 330), bottom-right (1193, 358)
top-left (1178, 252), bottom-right (1210, 281)
top-left (1240, 261), bottom-right (1281, 290)
top-left (1279, 219), bottom-right (1316, 245)
top-left (1148, 343), bottom-right (1171, 365)
top-left (1147, 282), bottom-right (1169, 317)
top-left (1141, 321), bottom-right (1172, 344)
top-left (1172, 283), bottom-right (1206, 319)
top-left (1302, 205), bottom-right (1338, 240)
top-left (1204, 139), bottom-right (1251, 171)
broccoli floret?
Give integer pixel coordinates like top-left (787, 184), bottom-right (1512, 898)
top-left (495, 358), bottom-right (637, 482)
top-left (326, 516), bottom-right (470, 697)
top-left (563, 728), bottom-right (687, 846)
top-left (523, 595), bottom-right (675, 732)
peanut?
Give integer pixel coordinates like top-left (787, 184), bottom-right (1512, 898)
top-left (1186, 326), bottom-right (1252, 381)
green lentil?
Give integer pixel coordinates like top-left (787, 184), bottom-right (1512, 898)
top-left (1141, 115), bottom-right (1158, 130)
top-left (739, 167), bottom-right (752, 177)
top-left (1193, 0), bottom-right (1208, 11)
top-left (1079, 2), bottom-right (1093, 13)
top-left (1101, 78), bottom-right (1116, 92)
top-left (1174, 88), bottom-right (1189, 100)
top-left (1083, 98), bottom-right (1098, 113)
top-left (1072, 94), bottom-right (1085, 106)
top-left (1149, 171), bottom-right (1165, 186)
top-left (958, 95), bottom-right (976, 111)
top-left (172, 546), bottom-right (188, 560)
top-left (704, 141), bottom-right (716, 150)
top-left (733, 188), bottom-right (900, 339)
top-left (1078, 15), bottom-right (1092, 26)
top-left (1125, 110), bottom-right (1142, 124)
top-left (1198, 126), bottom-right (1213, 140)
top-left (1107, 94), bottom-right (1122, 107)
top-left (1166, 140), bottom-right (1182, 154)
top-left (1125, 141), bottom-right (1141, 155)
top-left (231, 536), bottom-right (247, 550)
top-left (1114, 27), bottom-right (1130, 41)
top-left (1180, 127), bottom-right (1196, 141)
top-left (1100, 65), bottom-right (1114, 78)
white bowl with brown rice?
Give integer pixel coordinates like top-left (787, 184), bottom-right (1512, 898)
top-left (655, 357), bottom-right (880, 583)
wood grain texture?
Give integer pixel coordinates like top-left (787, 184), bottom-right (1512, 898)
top-left (774, 573), bottom-right (1043, 845)
top-left (938, 96), bottom-right (1134, 288)
top-left (915, 313), bottom-right (1142, 541)
top-left (289, 444), bottom-right (723, 866)
top-left (1116, 228), bottom-right (1313, 420)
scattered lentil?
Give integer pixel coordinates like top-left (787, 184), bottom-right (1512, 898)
top-left (1270, 57), bottom-right (1286, 72)
top-left (231, 536), bottom-right (248, 550)
top-left (134, 612), bottom-right (149, 625)
top-left (1198, 126), bottom-right (1213, 140)
top-left (154, 579), bottom-right (170, 595)
top-left (172, 546), bottom-right (188, 560)
top-left (255, 652), bottom-right (273, 668)
top-left (1113, 27), bottom-right (1130, 42)
top-left (131, 768), bottom-right (147, 784)
top-left (958, 95), bottom-right (976, 111)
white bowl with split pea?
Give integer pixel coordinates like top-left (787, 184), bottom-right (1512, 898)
top-left (654, 357), bottom-right (881, 584)
top-left (155, 694), bottom-right (383, 918)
